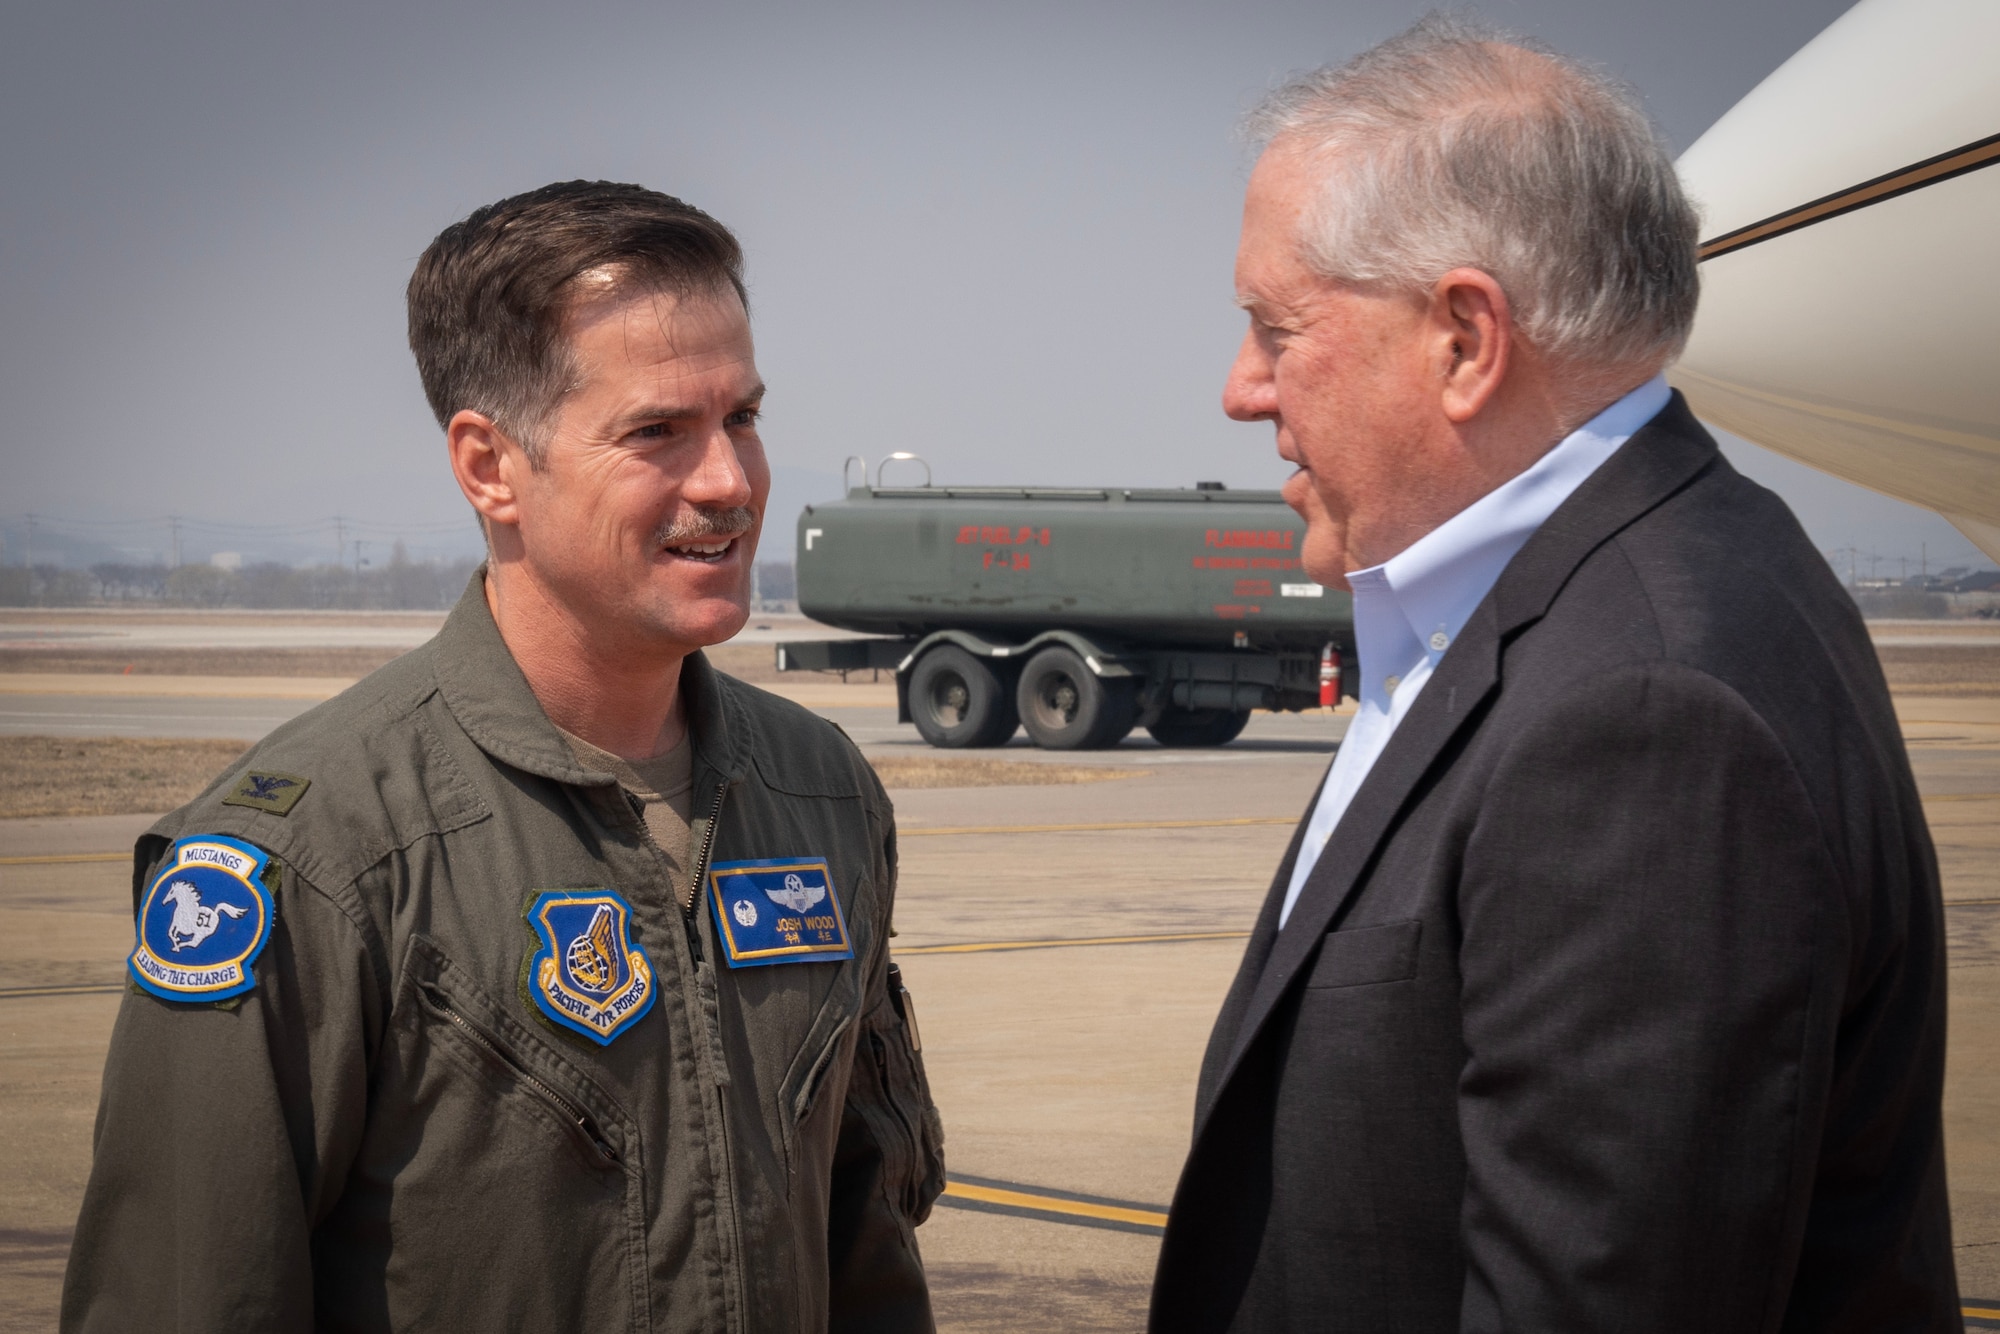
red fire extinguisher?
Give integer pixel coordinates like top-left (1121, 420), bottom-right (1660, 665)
top-left (1319, 642), bottom-right (1341, 707)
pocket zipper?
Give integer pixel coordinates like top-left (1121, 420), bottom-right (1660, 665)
top-left (419, 981), bottom-right (620, 1164)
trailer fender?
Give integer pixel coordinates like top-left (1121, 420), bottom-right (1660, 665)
top-left (896, 628), bottom-right (1140, 677)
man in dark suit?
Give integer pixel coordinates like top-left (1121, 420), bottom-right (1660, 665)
top-left (1150, 18), bottom-right (1959, 1332)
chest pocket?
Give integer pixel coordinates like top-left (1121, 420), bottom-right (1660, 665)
top-left (344, 935), bottom-right (650, 1332)
top-left (1305, 919), bottom-right (1423, 989)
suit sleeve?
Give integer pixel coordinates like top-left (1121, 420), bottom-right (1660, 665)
top-left (826, 804), bottom-right (945, 1334)
top-left (1454, 663), bottom-right (1836, 1333)
top-left (61, 844), bottom-right (379, 1333)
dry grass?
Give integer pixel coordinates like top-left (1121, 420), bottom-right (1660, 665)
top-left (1878, 645), bottom-right (2000, 696)
top-left (0, 642), bottom-right (874, 687)
top-left (0, 647), bottom-right (412, 677)
top-left (867, 756), bottom-right (1141, 789)
top-left (0, 736), bottom-right (1130, 819)
top-left (0, 736), bottom-right (249, 818)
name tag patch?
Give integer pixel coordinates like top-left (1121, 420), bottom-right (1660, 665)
top-left (707, 858), bottom-right (854, 969)
top-left (525, 890), bottom-right (656, 1046)
top-left (129, 835), bottom-right (275, 1002)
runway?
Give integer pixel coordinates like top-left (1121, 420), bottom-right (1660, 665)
top-left (0, 637), bottom-right (1997, 1329)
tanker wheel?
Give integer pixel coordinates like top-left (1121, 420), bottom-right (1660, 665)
top-left (1016, 646), bottom-right (1136, 750)
top-left (909, 646), bottom-right (1019, 748)
top-left (1146, 706), bottom-right (1251, 748)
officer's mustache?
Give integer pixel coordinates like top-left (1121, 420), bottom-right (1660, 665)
top-left (654, 507), bottom-right (756, 547)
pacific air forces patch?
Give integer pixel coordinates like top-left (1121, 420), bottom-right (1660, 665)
top-left (524, 890), bottom-right (656, 1045)
top-left (129, 835), bottom-right (276, 1002)
top-left (707, 857), bottom-right (854, 969)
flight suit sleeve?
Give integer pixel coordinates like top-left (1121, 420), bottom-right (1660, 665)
top-left (61, 838), bottom-right (381, 1333)
top-left (826, 807), bottom-right (947, 1334)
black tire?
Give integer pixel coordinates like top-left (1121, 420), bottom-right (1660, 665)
top-left (1016, 646), bottom-right (1137, 749)
top-left (908, 646), bottom-right (1019, 748)
top-left (1145, 707), bottom-right (1251, 747)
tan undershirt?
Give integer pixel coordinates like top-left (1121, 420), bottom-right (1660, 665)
top-left (558, 728), bottom-right (695, 905)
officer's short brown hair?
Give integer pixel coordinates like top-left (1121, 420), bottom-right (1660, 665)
top-left (407, 180), bottom-right (746, 460)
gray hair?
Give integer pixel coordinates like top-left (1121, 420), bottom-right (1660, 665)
top-left (1248, 15), bottom-right (1699, 372)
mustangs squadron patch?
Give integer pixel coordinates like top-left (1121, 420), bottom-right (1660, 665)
top-left (129, 835), bottom-right (276, 1002)
top-left (707, 857), bottom-right (854, 969)
top-left (525, 890), bottom-right (656, 1046)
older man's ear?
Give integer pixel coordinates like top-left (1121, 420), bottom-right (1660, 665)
top-left (1430, 268), bottom-right (1512, 425)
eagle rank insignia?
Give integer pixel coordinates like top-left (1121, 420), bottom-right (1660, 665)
top-left (525, 890), bottom-right (656, 1045)
top-left (707, 857), bottom-right (854, 969)
top-left (129, 835), bottom-right (276, 1002)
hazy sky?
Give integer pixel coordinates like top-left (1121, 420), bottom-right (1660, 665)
top-left (2, 0), bottom-right (1983, 574)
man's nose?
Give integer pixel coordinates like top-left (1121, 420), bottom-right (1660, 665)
top-left (1222, 327), bottom-right (1277, 423)
top-left (682, 428), bottom-right (755, 509)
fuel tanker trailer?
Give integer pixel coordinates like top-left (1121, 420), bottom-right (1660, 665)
top-left (775, 458), bottom-right (1355, 749)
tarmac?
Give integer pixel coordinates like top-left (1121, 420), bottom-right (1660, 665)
top-left (1, 657), bottom-right (1997, 1330)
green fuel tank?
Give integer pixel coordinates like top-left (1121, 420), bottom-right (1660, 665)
top-left (795, 482), bottom-right (1353, 650)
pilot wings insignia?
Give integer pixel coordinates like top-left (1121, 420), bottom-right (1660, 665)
top-left (764, 872), bottom-right (826, 913)
top-left (245, 775), bottom-right (297, 800)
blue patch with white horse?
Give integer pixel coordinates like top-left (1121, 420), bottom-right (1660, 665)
top-left (129, 835), bottom-right (275, 1002)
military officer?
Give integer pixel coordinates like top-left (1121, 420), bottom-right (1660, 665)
top-left (62, 180), bottom-right (945, 1332)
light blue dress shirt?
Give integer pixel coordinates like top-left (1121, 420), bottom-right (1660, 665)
top-left (1277, 375), bottom-right (1673, 928)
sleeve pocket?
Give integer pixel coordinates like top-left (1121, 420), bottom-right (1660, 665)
top-left (1305, 919), bottom-right (1422, 989)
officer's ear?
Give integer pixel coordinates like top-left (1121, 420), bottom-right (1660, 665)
top-left (447, 410), bottom-right (528, 528)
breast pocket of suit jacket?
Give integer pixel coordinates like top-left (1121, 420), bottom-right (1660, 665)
top-left (1305, 919), bottom-right (1423, 989)
top-left (360, 935), bottom-right (648, 1332)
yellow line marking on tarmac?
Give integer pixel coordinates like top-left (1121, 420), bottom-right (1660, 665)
top-left (941, 1180), bottom-right (1169, 1230)
top-left (1965, 1306), bottom-right (2000, 1319)
top-left (0, 851), bottom-right (128, 866)
top-left (1923, 792), bottom-right (2000, 802)
top-left (900, 816), bottom-right (1295, 837)
top-left (900, 930), bottom-right (1249, 956)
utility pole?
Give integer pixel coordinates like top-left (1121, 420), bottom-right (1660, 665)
top-left (23, 513), bottom-right (33, 603)
top-left (333, 516), bottom-right (346, 570)
top-left (168, 515), bottom-right (182, 569)
top-left (1921, 543), bottom-right (1928, 580)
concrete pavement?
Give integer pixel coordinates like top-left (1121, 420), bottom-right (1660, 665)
top-left (1, 696), bottom-right (1996, 1330)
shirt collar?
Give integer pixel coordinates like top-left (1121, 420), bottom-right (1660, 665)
top-left (1351, 374), bottom-right (1672, 669)
top-left (430, 568), bottom-right (750, 787)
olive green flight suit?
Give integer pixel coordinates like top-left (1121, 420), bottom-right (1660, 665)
top-left (61, 576), bottom-right (945, 1333)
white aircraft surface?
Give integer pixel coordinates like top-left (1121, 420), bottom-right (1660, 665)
top-left (1670, 0), bottom-right (2000, 562)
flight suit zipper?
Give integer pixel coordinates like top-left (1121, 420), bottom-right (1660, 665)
top-left (417, 980), bottom-right (620, 1164)
top-left (683, 778), bottom-right (748, 1329)
top-left (686, 780), bottom-right (729, 915)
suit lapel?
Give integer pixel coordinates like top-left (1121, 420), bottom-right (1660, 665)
top-left (1209, 615), bottom-right (1501, 1099)
top-left (1197, 393), bottom-right (1723, 1121)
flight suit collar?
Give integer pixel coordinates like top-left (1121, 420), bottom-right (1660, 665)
top-left (431, 570), bottom-right (752, 788)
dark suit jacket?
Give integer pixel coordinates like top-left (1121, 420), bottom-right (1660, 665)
top-left (1150, 396), bottom-right (1959, 1333)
